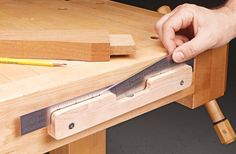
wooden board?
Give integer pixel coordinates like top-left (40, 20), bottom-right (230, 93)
top-left (109, 34), bottom-right (136, 55)
top-left (0, 30), bottom-right (136, 61)
top-left (50, 130), bottom-right (106, 154)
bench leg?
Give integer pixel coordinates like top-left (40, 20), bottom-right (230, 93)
top-left (205, 100), bottom-right (236, 144)
top-left (50, 130), bottom-right (106, 154)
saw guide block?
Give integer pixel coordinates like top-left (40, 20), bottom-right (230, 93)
top-left (47, 64), bottom-right (192, 140)
top-left (0, 30), bottom-right (136, 61)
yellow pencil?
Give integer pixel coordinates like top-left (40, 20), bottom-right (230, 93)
top-left (0, 57), bottom-right (67, 67)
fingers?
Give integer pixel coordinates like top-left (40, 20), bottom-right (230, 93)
top-left (172, 31), bottom-right (212, 63)
top-left (155, 7), bottom-right (180, 45)
top-left (174, 35), bottom-right (189, 46)
top-left (162, 10), bottom-right (195, 54)
top-left (155, 11), bottom-right (176, 41)
top-left (155, 5), bottom-right (195, 54)
top-left (155, 4), bottom-right (231, 63)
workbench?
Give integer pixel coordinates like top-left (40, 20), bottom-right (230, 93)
top-left (0, 0), bottom-right (234, 154)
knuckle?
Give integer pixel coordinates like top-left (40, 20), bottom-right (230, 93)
top-left (174, 4), bottom-right (195, 17)
top-left (182, 3), bottom-right (195, 8)
top-left (175, 4), bottom-right (185, 11)
top-left (181, 3), bottom-right (189, 7)
top-left (177, 3), bottom-right (196, 12)
top-left (176, 3), bottom-right (189, 9)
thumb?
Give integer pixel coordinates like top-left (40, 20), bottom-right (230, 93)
top-left (172, 32), bottom-right (211, 63)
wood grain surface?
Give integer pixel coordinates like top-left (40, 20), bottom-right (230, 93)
top-left (0, 30), bottom-right (136, 61)
top-left (50, 130), bottom-right (106, 154)
top-left (0, 0), bottom-right (168, 153)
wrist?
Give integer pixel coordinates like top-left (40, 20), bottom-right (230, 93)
top-left (217, 5), bottom-right (236, 39)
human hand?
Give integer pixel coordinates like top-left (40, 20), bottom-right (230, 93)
top-left (155, 3), bottom-right (236, 63)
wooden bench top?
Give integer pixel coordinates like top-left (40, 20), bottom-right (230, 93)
top-left (0, 0), bottom-right (166, 104)
top-left (0, 1), bottom-right (173, 153)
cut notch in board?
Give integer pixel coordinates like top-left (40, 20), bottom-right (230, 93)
top-left (109, 34), bottom-right (136, 55)
top-left (0, 30), bottom-right (136, 61)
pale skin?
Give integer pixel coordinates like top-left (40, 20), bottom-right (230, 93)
top-left (155, 0), bottom-right (236, 63)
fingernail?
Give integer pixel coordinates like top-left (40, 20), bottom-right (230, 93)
top-left (173, 51), bottom-right (184, 62)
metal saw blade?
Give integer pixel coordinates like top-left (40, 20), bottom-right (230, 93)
top-left (108, 58), bottom-right (176, 99)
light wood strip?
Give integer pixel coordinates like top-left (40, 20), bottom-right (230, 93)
top-left (50, 130), bottom-right (106, 154)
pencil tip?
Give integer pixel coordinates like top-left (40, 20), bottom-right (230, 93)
top-left (54, 63), bottom-right (67, 67)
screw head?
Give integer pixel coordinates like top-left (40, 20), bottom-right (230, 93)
top-left (222, 129), bottom-right (227, 134)
top-left (180, 80), bottom-right (184, 86)
top-left (126, 93), bottom-right (134, 97)
top-left (69, 123), bottom-right (75, 130)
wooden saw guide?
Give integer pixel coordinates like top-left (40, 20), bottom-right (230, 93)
top-left (20, 59), bottom-right (193, 140)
